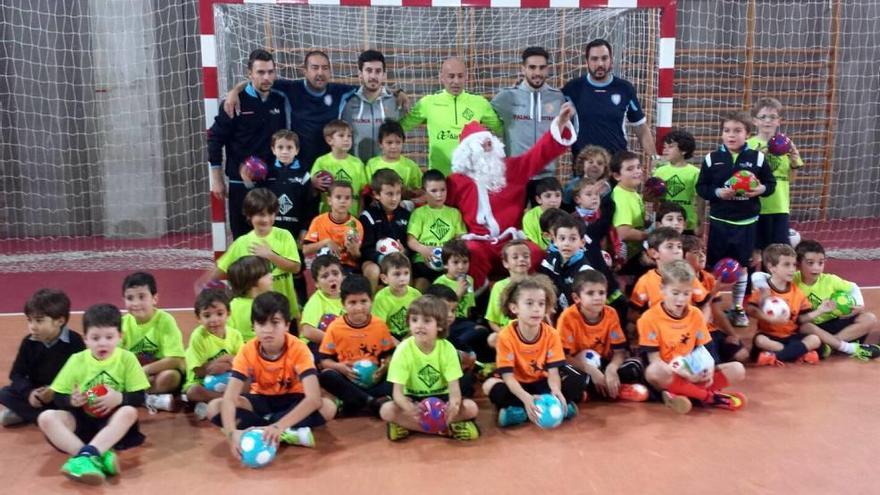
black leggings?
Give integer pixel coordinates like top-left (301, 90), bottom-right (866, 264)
top-left (488, 366), bottom-right (587, 409)
top-left (318, 369), bottom-right (391, 416)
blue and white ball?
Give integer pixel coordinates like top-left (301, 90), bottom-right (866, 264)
top-left (203, 372), bottom-right (231, 392)
top-left (239, 429), bottom-right (276, 468)
top-left (352, 359), bottom-right (378, 388)
top-left (534, 394), bottom-right (564, 429)
top-left (583, 349), bottom-right (602, 368)
top-left (429, 247), bottom-right (444, 271)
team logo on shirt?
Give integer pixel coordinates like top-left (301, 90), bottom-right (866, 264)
top-left (461, 107), bottom-right (475, 121)
top-left (808, 293), bottom-right (822, 310)
top-left (84, 371), bottom-right (122, 392)
top-left (129, 337), bottom-right (159, 363)
top-left (665, 175), bottom-right (686, 198)
top-left (335, 169), bottom-right (353, 183)
top-left (417, 364), bottom-right (441, 388)
top-left (429, 218), bottom-right (451, 241)
top-left (269, 108), bottom-right (280, 115)
top-left (611, 94), bottom-right (621, 106)
top-left (278, 194), bottom-right (294, 215)
top-left (324, 95), bottom-right (333, 107)
top-left (387, 307), bottom-right (408, 335)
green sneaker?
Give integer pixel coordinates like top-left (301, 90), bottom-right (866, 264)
top-left (280, 427), bottom-right (315, 448)
top-left (497, 406), bottom-right (528, 427)
top-left (851, 345), bottom-right (873, 362)
top-left (386, 422), bottom-right (410, 441)
top-left (61, 455), bottom-right (105, 485)
top-left (100, 450), bottom-right (119, 476)
top-left (862, 344), bottom-right (880, 359)
top-left (448, 420), bottom-right (480, 441)
top-left (475, 363), bottom-right (497, 381)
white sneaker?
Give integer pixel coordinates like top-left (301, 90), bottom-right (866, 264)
top-left (145, 393), bottom-right (174, 414)
top-left (194, 402), bottom-right (209, 421)
top-left (1, 409), bottom-right (24, 427)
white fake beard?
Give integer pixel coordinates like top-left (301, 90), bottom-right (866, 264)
top-left (453, 135), bottom-right (507, 193)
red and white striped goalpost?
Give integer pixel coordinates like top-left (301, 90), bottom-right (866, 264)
top-left (198, 0), bottom-right (677, 259)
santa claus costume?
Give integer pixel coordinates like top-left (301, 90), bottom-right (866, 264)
top-left (446, 116), bottom-right (576, 288)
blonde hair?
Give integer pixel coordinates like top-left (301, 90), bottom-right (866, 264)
top-left (763, 243), bottom-right (797, 267)
top-left (659, 259), bottom-right (695, 285)
top-left (501, 274), bottom-right (557, 319)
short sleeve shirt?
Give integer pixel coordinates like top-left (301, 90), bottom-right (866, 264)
top-left (496, 321), bottom-right (565, 384)
top-left (365, 156), bottom-right (424, 192)
top-left (303, 213), bottom-right (364, 268)
top-left (433, 274), bottom-right (475, 318)
top-left (562, 75), bottom-right (646, 157)
top-left (229, 297), bottom-right (255, 342)
top-left (521, 206), bottom-right (549, 250)
top-left (318, 316), bottom-right (396, 366)
top-left (301, 290), bottom-right (344, 332)
top-left (557, 305), bottom-right (626, 360)
top-left (51, 348), bottom-right (150, 394)
top-left (746, 282), bottom-right (811, 338)
top-left (184, 325), bottom-right (244, 390)
top-left (120, 309), bottom-right (185, 363)
top-left (311, 153), bottom-right (368, 216)
top-left (485, 277), bottom-right (512, 327)
top-left (637, 303), bottom-right (711, 363)
top-left (794, 272), bottom-right (854, 325)
top-left (232, 334), bottom-right (317, 395)
top-left (372, 286), bottom-right (422, 339)
top-left (652, 163), bottom-right (701, 231)
top-left (386, 337), bottom-right (463, 397)
top-left (747, 136), bottom-right (802, 215)
top-left (630, 269), bottom-right (707, 310)
top-left (611, 186), bottom-right (645, 260)
top-left (407, 205), bottom-right (467, 264)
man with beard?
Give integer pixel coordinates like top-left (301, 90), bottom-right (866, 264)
top-left (401, 57), bottom-right (502, 175)
top-left (338, 50), bottom-right (404, 163)
top-left (208, 49), bottom-right (291, 238)
top-left (563, 39), bottom-right (656, 160)
top-left (446, 103), bottom-right (577, 289)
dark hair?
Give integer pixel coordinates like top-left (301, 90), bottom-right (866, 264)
top-left (549, 212), bottom-right (585, 238)
top-left (424, 284), bottom-right (458, 304)
top-left (272, 129), bottom-right (300, 149)
top-left (327, 180), bottom-right (353, 197)
top-left (720, 110), bottom-right (754, 135)
top-left (380, 252), bottom-right (411, 274)
top-left (795, 239), bottom-right (825, 263)
top-left (585, 38), bottom-right (613, 60)
top-left (539, 208), bottom-right (571, 235)
top-left (378, 120), bottom-right (405, 143)
top-left (340, 274), bottom-right (373, 302)
top-left (243, 188), bottom-right (279, 218)
top-left (303, 50), bottom-right (330, 68)
top-left (252, 291), bottom-right (291, 325)
top-left (83, 303), bottom-right (122, 334)
top-left (371, 168), bottom-right (403, 192)
top-left (311, 254), bottom-right (343, 278)
top-left (521, 46), bottom-right (550, 64)
top-left (247, 49), bottom-right (274, 71)
top-left (24, 288), bottom-right (71, 325)
top-left (647, 226), bottom-right (682, 250)
top-left (227, 255), bottom-right (272, 298)
top-left (407, 295), bottom-right (451, 339)
top-left (609, 150), bottom-right (640, 176)
top-left (533, 177), bottom-right (562, 200)
top-left (441, 239), bottom-right (469, 264)
top-left (501, 274), bottom-right (556, 319)
top-left (357, 49), bottom-right (386, 71)
top-left (194, 288), bottom-right (231, 315)
top-left (657, 201), bottom-right (687, 223)
top-left (422, 169), bottom-right (446, 187)
top-left (681, 235), bottom-right (704, 256)
top-left (571, 270), bottom-right (607, 295)
top-left (123, 271), bottom-right (157, 295)
top-left (662, 128), bottom-right (696, 159)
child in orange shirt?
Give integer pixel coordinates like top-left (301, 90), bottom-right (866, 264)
top-left (481, 275), bottom-right (585, 427)
top-left (318, 275), bottom-right (396, 417)
top-left (640, 260), bottom-right (746, 414)
top-left (557, 270), bottom-right (648, 402)
top-left (303, 181), bottom-right (364, 271)
top-left (746, 243), bottom-right (822, 365)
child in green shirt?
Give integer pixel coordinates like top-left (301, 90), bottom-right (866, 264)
top-left (522, 177), bottom-right (563, 250)
top-left (372, 253), bottom-right (422, 340)
top-left (227, 255), bottom-right (274, 343)
top-left (486, 240), bottom-right (532, 346)
top-left (312, 119), bottom-right (368, 216)
top-left (39, 304), bottom-right (150, 484)
top-left (300, 255), bottom-right (345, 350)
top-left (654, 129), bottom-right (703, 234)
top-left (365, 120), bottom-right (424, 198)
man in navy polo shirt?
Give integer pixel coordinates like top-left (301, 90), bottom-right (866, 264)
top-left (563, 39), bottom-right (656, 160)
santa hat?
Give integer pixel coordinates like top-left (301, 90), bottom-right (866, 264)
top-left (459, 121), bottom-right (491, 146)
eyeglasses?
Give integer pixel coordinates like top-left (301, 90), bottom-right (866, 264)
top-left (756, 114), bottom-right (780, 121)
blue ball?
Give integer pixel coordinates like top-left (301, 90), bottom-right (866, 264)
top-left (203, 372), bottom-right (231, 392)
top-left (352, 360), bottom-right (378, 388)
top-left (534, 394), bottom-right (564, 429)
top-left (239, 429), bottom-right (276, 468)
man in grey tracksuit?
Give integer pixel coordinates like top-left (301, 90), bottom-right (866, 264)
top-left (338, 50), bottom-right (402, 163)
top-left (491, 47), bottom-right (573, 199)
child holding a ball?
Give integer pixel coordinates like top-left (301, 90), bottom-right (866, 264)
top-left (381, 295), bottom-right (480, 441)
top-left (38, 304), bottom-right (150, 484)
top-left (746, 244), bottom-right (822, 366)
top-left (639, 261), bottom-right (747, 414)
top-left (372, 253), bottom-right (422, 340)
top-left (359, 169), bottom-right (412, 291)
top-left (482, 275), bottom-right (586, 428)
top-left (696, 110), bottom-right (776, 329)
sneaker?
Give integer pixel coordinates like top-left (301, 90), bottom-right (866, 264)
top-left (280, 426), bottom-right (315, 448)
top-left (386, 422), bottom-right (410, 441)
top-left (194, 402), bottom-right (209, 421)
top-left (798, 350), bottom-right (820, 364)
top-left (448, 420), bottom-right (480, 441)
top-left (497, 406), bottom-right (528, 427)
top-left (145, 393), bottom-right (174, 414)
top-left (819, 343), bottom-right (833, 359)
top-left (705, 391), bottom-right (746, 411)
top-left (661, 391), bottom-right (692, 415)
top-left (100, 450), bottom-right (119, 476)
top-left (861, 344), bottom-right (880, 360)
top-left (756, 351), bottom-right (784, 367)
top-left (61, 455), bottom-right (105, 485)
top-left (475, 363), bottom-right (497, 381)
top-left (729, 306), bottom-right (749, 328)
top-left (564, 402), bottom-right (578, 420)
top-left (0, 409), bottom-right (24, 427)
top-left (618, 383), bottom-right (649, 402)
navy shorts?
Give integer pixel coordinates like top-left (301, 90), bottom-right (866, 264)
top-left (756, 213), bottom-right (790, 250)
top-left (412, 261), bottom-right (443, 281)
top-left (69, 408), bottom-right (144, 451)
top-left (212, 393), bottom-right (327, 429)
top-left (818, 318), bottom-right (853, 335)
top-left (706, 330), bottom-right (744, 363)
top-left (707, 219), bottom-right (757, 267)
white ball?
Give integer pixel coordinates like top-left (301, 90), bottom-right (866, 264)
top-left (583, 349), bottom-right (602, 368)
top-left (762, 296), bottom-right (791, 322)
top-left (376, 237), bottom-right (403, 256)
top-left (788, 228), bottom-right (801, 248)
top-left (429, 247), bottom-right (444, 271)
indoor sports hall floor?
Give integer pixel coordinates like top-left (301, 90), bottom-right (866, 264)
top-left (1, 260), bottom-right (879, 494)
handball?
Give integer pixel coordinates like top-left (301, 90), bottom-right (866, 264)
top-left (712, 258), bottom-right (742, 284)
top-left (767, 133), bottom-right (792, 156)
top-left (239, 429), bottom-right (277, 469)
top-left (788, 228), bottom-right (801, 248)
top-left (203, 372), bottom-right (231, 393)
top-left (829, 290), bottom-right (856, 317)
top-left (352, 359), bottom-right (378, 388)
top-left (670, 346), bottom-right (715, 383)
top-left (762, 296), bottom-right (791, 322)
top-left (582, 349), bottom-right (602, 368)
top-left (376, 238), bottom-right (403, 260)
top-left (83, 384), bottom-right (110, 418)
top-left (313, 170), bottom-right (333, 191)
top-left (724, 170), bottom-right (760, 196)
top-left (242, 156), bottom-right (268, 182)
top-left (429, 247), bottom-right (444, 271)
top-left (534, 394), bottom-right (564, 429)
top-left (418, 397), bottom-right (448, 434)
top-left (642, 177), bottom-right (667, 201)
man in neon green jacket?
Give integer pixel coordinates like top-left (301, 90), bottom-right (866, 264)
top-left (400, 57), bottom-right (502, 175)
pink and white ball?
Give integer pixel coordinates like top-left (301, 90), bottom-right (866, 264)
top-left (762, 297), bottom-right (791, 323)
top-left (242, 156), bottom-right (268, 181)
top-left (376, 238), bottom-right (403, 261)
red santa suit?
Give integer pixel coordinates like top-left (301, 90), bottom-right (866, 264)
top-left (446, 118), bottom-right (576, 288)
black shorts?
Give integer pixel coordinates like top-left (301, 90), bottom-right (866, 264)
top-left (70, 408), bottom-right (145, 451)
top-left (756, 213), bottom-right (790, 250)
top-left (818, 318), bottom-right (852, 335)
top-left (707, 219), bottom-right (757, 268)
top-left (412, 261), bottom-right (443, 281)
top-left (758, 333), bottom-right (803, 346)
top-left (707, 330), bottom-right (744, 363)
top-left (406, 394), bottom-right (450, 403)
top-left (240, 393), bottom-right (326, 428)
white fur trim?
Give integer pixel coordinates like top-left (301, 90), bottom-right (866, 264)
top-left (475, 182), bottom-right (501, 238)
top-left (461, 227), bottom-right (524, 244)
top-left (550, 116), bottom-right (577, 146)
top-left (459, 130), bottom-right (492, 149)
